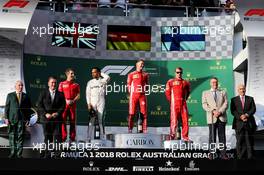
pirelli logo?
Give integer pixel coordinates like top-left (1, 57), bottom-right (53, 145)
top-left (133, 166), bottom-right (154, 171)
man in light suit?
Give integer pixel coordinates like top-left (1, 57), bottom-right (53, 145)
top-left (231, 84), bottom-right (256, 159)
top-left (202, 77), bottom-right (228, 160)
top-left (5, 80), bottom-right (32, 158)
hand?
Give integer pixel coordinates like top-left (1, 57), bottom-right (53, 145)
top-left (25, 120), bottom-right (29, 126)
top-left (4, 119), bottom-right (9, 125)
top-left (45, 113), bottom-right (52, 119)
top-left (51, 113), bottom-right (58, 118)
top-left (66, 99), bottom-right (73, 105)
top-left (240, 114), bottom-right (247, 122)
top-left (216, 111), bottom-right (222, 117)
top-left (212, 110), bottom-right (219, 118)
top-left (88, 104), bottom-right (92, 111)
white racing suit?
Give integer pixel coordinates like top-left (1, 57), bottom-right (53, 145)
top-left (86, 73), bottom-right (110, 140)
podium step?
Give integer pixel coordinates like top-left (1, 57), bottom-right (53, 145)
top-left (114, 133), bottom-right (163, 148)
top-left (89, 139), bottom-right (114, 148)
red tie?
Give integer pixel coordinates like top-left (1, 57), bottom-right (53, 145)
top-left (241, 96), bottom-right (244, 110)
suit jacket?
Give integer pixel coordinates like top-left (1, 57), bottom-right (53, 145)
top-left (37, 89), bottom-right (65, 123)
top-left (5, 92), bottom-right (32, 124)
top-left (202, 89), bottom-right (228, 124)
top-left (230, 95), bottom-right (257, 132)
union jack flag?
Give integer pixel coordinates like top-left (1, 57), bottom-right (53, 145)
top-left (52, 21), bottom-right (99, 49)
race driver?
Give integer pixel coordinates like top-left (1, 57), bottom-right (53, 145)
top-left (58, 68), bottom-right (80, 142)
top-left (165, 67), bottom-right (191, 142)
top-left (86, 67), bottom-right (110, 140)
top-left (127, 59), bottom-right (149, 133)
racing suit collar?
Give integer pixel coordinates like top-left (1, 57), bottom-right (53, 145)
top-left (175, 77), bottom-right (183, 81)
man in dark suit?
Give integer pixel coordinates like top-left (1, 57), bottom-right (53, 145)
top-left (5, 80), bottom-right (32, 158)
top-left (37, 76), bottom-right (65, 158)
top-left (231, 84), bottom-right (257, 159)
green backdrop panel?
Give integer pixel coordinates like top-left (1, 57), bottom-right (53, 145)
top-left (23, 54), bottom-right (234, 127)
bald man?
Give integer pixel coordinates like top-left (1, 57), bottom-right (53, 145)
top-left (4, 81), bottom-right (32, 158)
top-left (231, 85), bottom-right (257, 159)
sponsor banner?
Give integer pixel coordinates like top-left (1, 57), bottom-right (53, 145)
top-left (235, 0), bottom-right (264, 37)
top-left (0, 0), bottom-right (39, 32)
top-left (1, 154), bottom-right (264, 172)
top-left (236, 0), bottom-right (264, 130)
top-left (29, 145), bottom-right (235, 161)
top-left (0, 28), bottom-right (25, 106)
top-left (247, 37), bottom-right (264, 130)
top-left (0, 147), bottom-right (244, 171)
top-left (23, 54), bottom-right (234, 127)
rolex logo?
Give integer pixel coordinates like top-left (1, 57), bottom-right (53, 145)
top-left (186, 72), bottom-right (191, 77)
top-left (60, 74), bottom-right (66, 79)
top-left (89, 161), bottom-right (94, 167)
top-left (30, 79), bottom-right (45, 89)
top-left (216, 61), bottom-right (221, 66)
top-left (151, 105), bottom-right (167, 116)
top-left (37, 56), bottom-right (41, 61)
top-left (31, 56), bottom-right (47, 66)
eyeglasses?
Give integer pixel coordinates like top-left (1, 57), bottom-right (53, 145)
top-left (176, 72), bottom-right (182, 74)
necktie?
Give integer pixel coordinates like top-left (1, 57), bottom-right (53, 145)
top-left (241, 96), bottom-right (245, 110)
top-left (51, 91), bottom-right (55, 103)
top-left (17, 93), bottom-right (21, 104)
top-left (213, 91), bottom-right (217, 102)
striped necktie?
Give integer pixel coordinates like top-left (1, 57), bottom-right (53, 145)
top-left (213, 91), bottom-right (217, 102)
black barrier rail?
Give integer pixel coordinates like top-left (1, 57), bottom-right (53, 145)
top-left (36, 0), bottom-right (236, 17)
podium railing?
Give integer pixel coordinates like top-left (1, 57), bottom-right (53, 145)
top-left (37, 0), bottom-right (235, 17)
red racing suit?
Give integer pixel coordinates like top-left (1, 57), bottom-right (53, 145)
top-left (165, 78), bottom-right (190, 140)
top-left (58, 80), bottom-right (80, 142)
top-left (127, 71), bottom-right (149, 132)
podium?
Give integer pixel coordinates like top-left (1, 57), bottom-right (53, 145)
top-left (89, 139), bottom-right (114, 148)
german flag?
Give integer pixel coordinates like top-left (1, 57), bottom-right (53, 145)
top-left (107, 25), bottom-right (151, 51)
